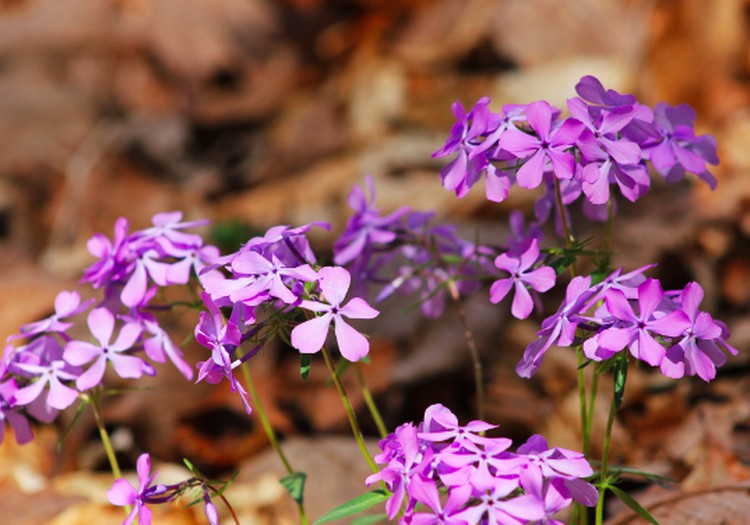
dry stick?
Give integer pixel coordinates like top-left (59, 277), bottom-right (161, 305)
top-left (447, 279), bottom-right (485, 423)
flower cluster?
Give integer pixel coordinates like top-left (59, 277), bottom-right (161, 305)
top-left (108, 453), bottom-right (225, 525)
top-left (518, 268), bottom-right (737, 381)
top-left (186, 222), bottom-right (381, 410)
top-left (433, 75), bottom-right (719, 226)
top-left (334, 176), bottom-right (557, 320)
top-left (367, 404), bottom-right (597, 524)
top-left (0, 212), bottom-right (218, 445)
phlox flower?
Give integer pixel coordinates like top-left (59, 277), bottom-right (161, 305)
top-left (660, 282), bottom-right (739, 381)
top-left (591, 279), bottom-right (690, 366)
top-left (12, 358), bottom-right (80, 411)
top-left (0, 378), bottom-right (33, 444)
top-left (647, 102), bottom-right (719, 189)
top-left (516, 275), bottom-right (595, 378)
top-left (291, 266), bottom-right (379, 362)
top-left (107, 453), bottom-right (166, 525)
top-left (63, 307), bottom-right (150, 391)
top-left (333, 175), bottom-right (409, 266)
top-left (499, 100), bottom-right (583, 189)
top-left (516, 435), bottom-right (598, 508)
top-left (9, 290), bottom-right (93, 341)
top-left (433, 98), bottom-right (504, 199)
top-left (409, 475), bottom-right (471, 525)
top-left (490, 239), bottom-right (556, 319)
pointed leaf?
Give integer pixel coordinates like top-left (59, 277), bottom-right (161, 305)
top-left (300, 354), bottom-right (312, 381)
top-left (614, 355), bottom-right (628, 411)
top-left (609, 485), bottom-right (660, 524)
top-left (280, 471), bottom-right (307, 506)
top-left (313, 490), bottom-right (389, 525)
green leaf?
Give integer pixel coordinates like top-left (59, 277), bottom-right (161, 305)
top-left (313, 490), bottom-right (389, 525)
top-left (350, 514), bottom-right (388, 525)
top-left (613, 356), bottom-right (629, 411)
top-left (280, 471), bottom-right (307, 506)
top-left (300, 354), bottom-right (312, 381)
top-left (609, 485), bottom-right (660, 524)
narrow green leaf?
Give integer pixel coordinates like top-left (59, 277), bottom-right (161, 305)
top-left (300, 354), bottom-right (312, 381)
top-left (350, 514), bottom-right (388, 525)
top-left (613, 356), bottom-right (628, 410)
top-left (609, 485), bottom-right (660, 524)
top-left (280, 471), bottom-right (307, 506)
top-left (313, 490), bottom-right (389, 525)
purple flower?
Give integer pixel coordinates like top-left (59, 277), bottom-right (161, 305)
top-left (591, 279), bottom-right (690, 365)
top-left (574, 75), bottom-right (636, 109)
top-left (12, 358), bottom-right (80, 411)
top-left (490, 239), bottom-right (556, 319)
top-left (516, 275), bottom-right (596, 378)
top-left (228, 251), bottom-right (318, 305)
top-left (107, 453), bottom-right (166, 525)
top-left (0, 378), bottom-right (34, 445)
top-left (291, 267), bottom-right (379, 362)
top-left (433, 98), bottom-right (503, 199)
top-left (646, 103), bottom-right (719, 189)
top-left (334, 175), bottom-right (409, 266)
top-left (409, 475), bottom-right (471, 525)
top-left (9, 290), bottom-right (93, 341)
top-left (660, 282), bottom-right (739, 381)
top-left (63, 307), bottom-right (149, 391)
top-left (499, 101), bottom-right (583, 189)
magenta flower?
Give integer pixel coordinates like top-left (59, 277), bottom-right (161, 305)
top-left (10, 290), bottom-right (93, 341)
top-left (490, 239), bottom-right (556, 319)
top-left (291, 267), bottom-right (379, 362)
top-left (107, 453), bottom-right (166, 525)
top-left (12, 358), bottom-right (79, 411)
top-left (499, 100), bottom-right (583, 189)
top-left (660, 282), bottom-right (739, 381)
top-left (647, 102), bottom-right (719, 189)
top-left (409, 475), bottom-right (471, 525)
top-left (594, 279), bottom-right (690, 366)
top-left (63, 307), bottom-right (148, 391)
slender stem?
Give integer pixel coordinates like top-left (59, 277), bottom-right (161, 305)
top-left (217, 492), bottom-right (242, 525)
top-left (554, 178), bottom-right (576, 250)
top-left (320, 345), bottom-right (380, 475)
top-left (576, 349), bottom-right (589, 456)
top-left (239, 364), bottom-right (309, 525)
top-left (90, 396), bottom-right (122, 480)
top-left (447, 280), bottom-right (484, 422)
top-left (604, 197), bottom-right (614, 253)
top-left (595, 390), bottom-right (619, 525)
top-left (586, 366), bottom-right (601, 450)
top-left (355, 363), bottom-right (388, 439)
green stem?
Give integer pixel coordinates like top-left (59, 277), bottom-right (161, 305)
top-left (240, 364), bottom-right (309, 525)
top-left (354, 363), bottom-right (388, 439)
top-left (447, 279), bottom-right (485, 423)
top-left (320, 345), bottom-right (379, 475)
top-left (595, 389), bottom-right (618, 525)
top-left (577, 349), bottom-right (589, 456)
top-left (90, 395), bottom-right (122, 480)
top-left (554, 178), bottom-right (576, 257)
top-left (586, 365), bottom-right (601, 455)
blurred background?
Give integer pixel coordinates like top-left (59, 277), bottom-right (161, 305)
top-left (1, 0), bottom-right (750, 523)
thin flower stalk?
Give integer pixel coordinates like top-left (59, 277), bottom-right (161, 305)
top-left (354, 362), bottom-right (388, 439)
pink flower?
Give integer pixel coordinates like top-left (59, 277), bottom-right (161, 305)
top-left (291, 267), bottom-right (379, 362)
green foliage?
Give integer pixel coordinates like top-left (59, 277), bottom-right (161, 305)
top-left (313, 490), bottom-right (389, 525)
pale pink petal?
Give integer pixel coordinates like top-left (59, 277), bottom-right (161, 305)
top-left (318, 267), bottom-right (351, 306)
top-left (333, 316), bottom-right (370, 361)
top-left (339, 297), bottom-right (379, 319)
top-left (87, 307), bottom-right (114, 347)
top-left (107, 478), bottom-right (137, 506)
top-left (291, 314), bottom-right (332, 354)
